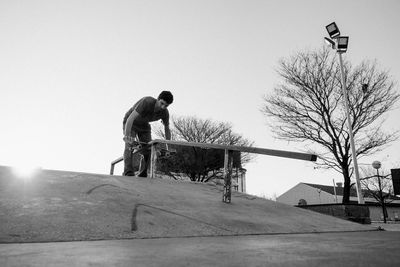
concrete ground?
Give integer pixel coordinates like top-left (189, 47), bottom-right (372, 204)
top-left (1, 165), bottom-right (399, 266)
top-left (1, 231), bottom-right (400, 267)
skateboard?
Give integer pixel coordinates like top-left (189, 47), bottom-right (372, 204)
top-left (123, 136), bottom-right (177, 158)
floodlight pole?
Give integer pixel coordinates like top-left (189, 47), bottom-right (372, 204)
top-left (337, 52), bottom-right (365, 204)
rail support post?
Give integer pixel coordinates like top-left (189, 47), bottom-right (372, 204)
top-left (149, 144), bottom-right (157, 178)
top-left (223, 149), bottom-right (234, 203)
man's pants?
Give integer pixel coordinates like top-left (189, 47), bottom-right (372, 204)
top-left (123, 130), bottom-right (152, 177)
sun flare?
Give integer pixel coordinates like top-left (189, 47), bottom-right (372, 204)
top-left (11, 165), bottom-right (41, 180)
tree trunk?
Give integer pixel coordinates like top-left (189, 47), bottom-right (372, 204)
top-left (342, 166), bottom-right (351, 203)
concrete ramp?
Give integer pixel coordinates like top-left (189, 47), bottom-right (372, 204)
top-left (0, 166), bottom-right (374, 243)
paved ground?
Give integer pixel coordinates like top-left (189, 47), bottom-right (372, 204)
top-left (1, 231), bottom-right (400, 267)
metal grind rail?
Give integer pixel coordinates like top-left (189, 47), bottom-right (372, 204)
top-left (110, 139), bottom-right (317, 203)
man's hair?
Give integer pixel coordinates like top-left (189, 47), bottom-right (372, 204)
top-left (158, 91), bottom-right (174, 104)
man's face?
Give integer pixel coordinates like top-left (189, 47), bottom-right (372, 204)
top-left (155, 99), bottom-right (169, 112)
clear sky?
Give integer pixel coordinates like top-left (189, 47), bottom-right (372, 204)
top-left (1, 0), bottom-right (399, 198)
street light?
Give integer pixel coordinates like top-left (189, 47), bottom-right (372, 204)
top-left (372, 160), bottom-right (381, 170)
top-left (337, 36), bottom-right (349, 53)
top-left (372, 160), bottom-right (387, 223)
top-left (325, 22), bottom-right (364, 204)
top-left (326, 22), bottom-right (341, 39)
top-left (324, 36), bottom-right (349, 53)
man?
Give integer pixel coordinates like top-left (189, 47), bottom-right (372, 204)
top-left (122, 91), bottom-right (173, 177)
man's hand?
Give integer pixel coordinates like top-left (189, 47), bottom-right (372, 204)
top-left (123, 136), bottom-right (139, 146)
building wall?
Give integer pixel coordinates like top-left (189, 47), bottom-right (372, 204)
top-left (369, 205), bottom-right (400, 222)
top-left (277, 182), bottom-right (400, 222)
top-left (231, 168), bottom-right (246, 193)
top-left (277, 183), bottom-right (341, 205)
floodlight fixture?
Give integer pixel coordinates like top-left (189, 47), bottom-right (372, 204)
top-left (326, 22), bottom-right (340, 39)
top-left (324, 37), bottom-right (335, 49)
top-left (337, 36), bottom-right (349, 53)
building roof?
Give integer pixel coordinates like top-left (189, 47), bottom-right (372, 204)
top-left (302, 182), bottom-right (400, 200)
top-left (303, 182), bottom-right (353, 197)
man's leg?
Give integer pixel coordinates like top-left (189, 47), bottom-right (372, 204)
top-left (123, 132), bottom-right (138, 176)
top-left (123, 142), bottom-right (135, 176)
top-left (136, 131), bottom-right (152, 177)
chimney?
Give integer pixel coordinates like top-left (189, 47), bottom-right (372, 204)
top-left (336, 182), bottom-right (343, 188)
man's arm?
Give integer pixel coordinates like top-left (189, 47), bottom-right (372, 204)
top-left (124, 110), bottom-right (140, 137)
top-left (164, 124), bottom-right (171, 140)
top-left (162, 109), bottom-right (171, 141)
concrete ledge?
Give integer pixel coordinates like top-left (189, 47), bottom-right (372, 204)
top-left (297, 204), bottom-right (371, 224)
top-left (0, 166), bottom-right (376, 243)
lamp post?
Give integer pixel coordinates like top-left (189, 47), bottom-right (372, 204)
top-left (325, 22), bottom-right (364, 204)
top-left (372, 160), bottom-right (387, 223)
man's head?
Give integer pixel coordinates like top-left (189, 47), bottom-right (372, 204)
top-left (156, 91), bottom-right (173, 110)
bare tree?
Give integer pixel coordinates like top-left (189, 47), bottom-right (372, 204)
top-left (361, 167), bottom-right (395, 223)
top-left (154, 116), bottom-right (254, 182)
top-left (262, 47), bottom-right (399, 203)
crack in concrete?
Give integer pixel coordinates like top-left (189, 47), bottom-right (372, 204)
top-left (131, 203), bottom-right (236, 234)
top-left (86, 184), bottom-right (122, 195)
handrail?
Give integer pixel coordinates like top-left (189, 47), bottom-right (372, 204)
top-left (110, 156), bottom-right (123, 175)
top-left (110, 140), bottom-right (318, 203)
top-left (110, 140), bottom-right (317, 175)
top-left (150, 139), bottom-right (317, 162)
